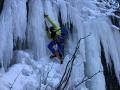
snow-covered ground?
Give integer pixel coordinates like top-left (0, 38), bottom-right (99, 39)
top-left (0, 51), bottom-right (88, 90)
top-left (0, 51), bottom-right (62, 90)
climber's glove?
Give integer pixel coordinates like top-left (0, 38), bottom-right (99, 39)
top-left (44, 14), bottom-right (48, 18)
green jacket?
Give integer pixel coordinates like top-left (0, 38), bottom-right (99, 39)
top-left (46, 16), bottom-right (61, 38)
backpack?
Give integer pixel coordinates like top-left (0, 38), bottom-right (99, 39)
top-left (55, 27), bottom-right (68, 44)
top-left (61, 27), bottom-right (68, 39)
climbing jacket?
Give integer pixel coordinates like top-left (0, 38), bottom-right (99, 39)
top-left (45, 15), bottom-right (68, 42)
top-left (46, 16), bottom-right (61, 36)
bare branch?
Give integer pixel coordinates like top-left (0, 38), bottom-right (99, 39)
top-left (56, 34), bottom-right (91, 90)
top-left (75, 70), bottom-right (103, 88)
top-left (44, 62), bottom-right (54, 84)
top-left (9, 66), bottom-right (25, 90)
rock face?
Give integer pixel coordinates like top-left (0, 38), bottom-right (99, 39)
top-left (109, 9), bottom-right (120, 29)
top-left (117, 0), bottom-right (120, 5)
top-left (0, 0), bottom-right (4, 14)
top-left (101, 45), bottom-right (120, 90)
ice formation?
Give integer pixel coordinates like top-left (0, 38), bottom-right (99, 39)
top-left (0, 0), bottom-right (120, 90)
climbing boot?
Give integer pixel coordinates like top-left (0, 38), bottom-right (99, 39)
top-left (54, 51), bottom-right (63, 64)
top-left (50, 51), bottom-right (59, 59)
top-left (54, 51), bottom-right (59, 58)
top-left (60, 59), bottom-right (63, 64)
top-left (50, 54), bottom-right (56, 59)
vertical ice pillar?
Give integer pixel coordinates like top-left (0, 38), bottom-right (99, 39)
top-left (58, 0), bottom-right (68, 25)
top-left (65, 6), bottom-right (87, 89)
top-left (44, 0), bottom-right (59, 28)
top-left (0, 0), bottom-right (13, 70)
top-left (91, 17), bottom-right (120, 84)
top-left (84, 21), bottom-right (106, 90)
top-left (11, 0), bottom-right (27, 49)
top-left (27, 0), bottom-right (46, 60)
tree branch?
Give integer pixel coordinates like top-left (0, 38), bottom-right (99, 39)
top-left (9, 66), bottom-right (25, 90)
top-left (75, 70), bottom-right (103, 88)
top-left (55, 34), bottom-right (91, 90)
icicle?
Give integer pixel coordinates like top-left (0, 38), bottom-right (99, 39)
top-left (27, 0), bottom-right (46, 60)
top-left (11, 0), bottom-right (27, 48)
top-left (86, 16), bottom-right (120, 84)
top-left (84, 32), bottom-right (106, 90)
top-left (0, 0), bottom-right (13, 70)
top-left (112, 29), bottom-right (120, 60)
top-left (58, 0), bottom-right (68, 25)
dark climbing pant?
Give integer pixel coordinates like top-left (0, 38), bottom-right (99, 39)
top-left (48, 40), bottom-right (64, 57)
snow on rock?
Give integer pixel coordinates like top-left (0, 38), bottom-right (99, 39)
top-left (0, 51), bottom-right (69, 90)
top-left (0, 64), bottom-right (37, 90)
top-left (0, 50), bottom-right (89, 90)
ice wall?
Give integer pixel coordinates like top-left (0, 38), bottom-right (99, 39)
top-left (0, 0), bottom-right (28, 69)
top-left (0, 0), bottom-right (120, 90)
top-left (0, 0), bottom-right (13, 70)
top-left (12, 0), bottom-right (27, 49)
top-left (27, 0), bottom-right (46, 59)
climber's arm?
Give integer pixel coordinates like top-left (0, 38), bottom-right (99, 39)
top-left (45, 15), bottom-right (60, 30)
top-left (44, 15), bottom-right (61, 35)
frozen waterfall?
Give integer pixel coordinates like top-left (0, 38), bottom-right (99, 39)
top-left (0, 0), bottom-right (120, 90)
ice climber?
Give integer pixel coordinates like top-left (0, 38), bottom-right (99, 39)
top-left (44, 14), bottom-right (68, 64)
